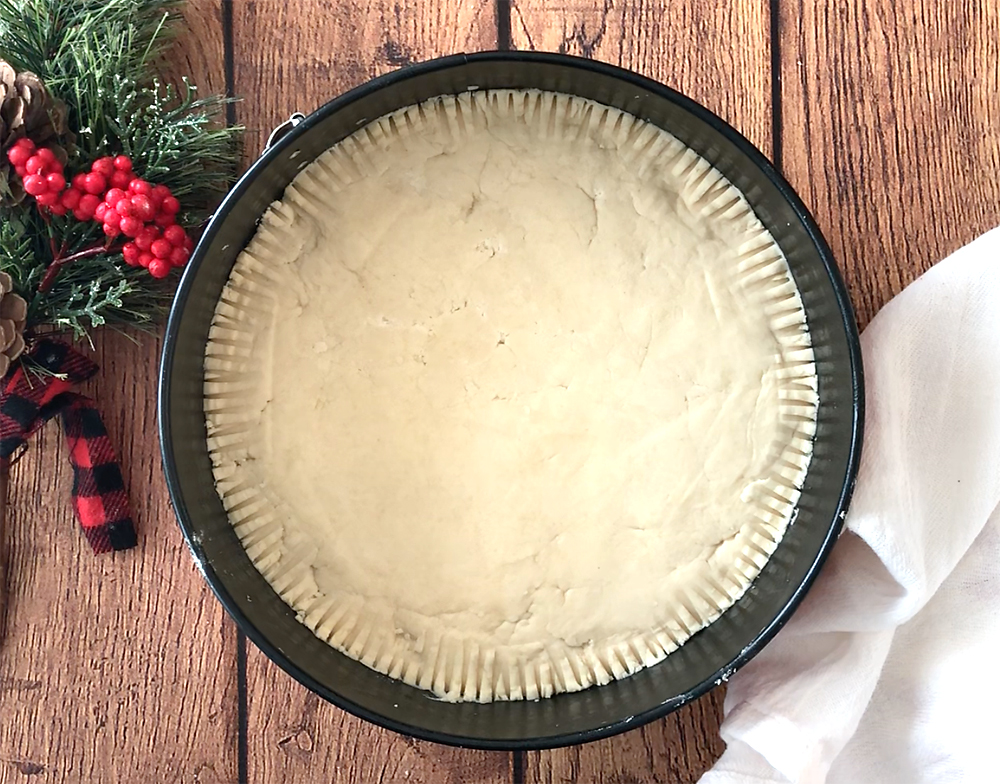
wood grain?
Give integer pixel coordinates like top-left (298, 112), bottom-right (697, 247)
top-left (780, 0), bottom-right (1000, 328)
top-left (524, 690), bottom-right (726, 784)
top-left (230, 0), bottom-right (496, 155)
top-left (509, 0), bottom-right (774, 154)
top-left (4, 1), bottom-right (998, 781)
top-left (0, 331), bottom-right (239, 784)
top-left (0, 461), bottom-right (7, 646)
top-left (509, 1), bottom-right (772, 780)
top-left (244, 646), bottom-right (513, 784)
top-left (169, 0), bottom-right (229, 97)
top-left (230, 3), bottom-right (511, 783)
top-left (0, 458), bottom-right (10, 650)
top-left (0, 3), bottom-right (239, 783)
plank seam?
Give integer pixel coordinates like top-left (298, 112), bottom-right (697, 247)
top-left (237, 632), bottom-right (248, 784)
top-left (221, 5), bottom-right (244, 781)
top-left (513, 749), bottom-right (525, 784)
top-left (222, 0), bottom-right (236, 126)
top-left (496, 0), bottom-right (512, 50)
top-left (770, 0), bottom-right (783, 168)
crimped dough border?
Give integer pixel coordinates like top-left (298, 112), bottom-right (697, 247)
top-left (204, 90), bottom-right (818, 702)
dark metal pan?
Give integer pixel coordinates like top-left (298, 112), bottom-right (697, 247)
top-left (159, 51), bottom-right (864, 750)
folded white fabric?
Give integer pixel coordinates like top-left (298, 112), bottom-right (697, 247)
top-left (700, 227), bottom-right (1000, 784)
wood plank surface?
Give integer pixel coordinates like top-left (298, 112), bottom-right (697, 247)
top-left (780, 0), bottom-right (1000, 328)
top-left (0, 3), bottom-right (240, 783)
top-left (229, 3), bottom-right (511, 783)
top-left (509, 0), bottom-right (774, 152)
top-left (0, 335), bottom-right (240, 784)
top-left (523, 690), bottom-right (726, 784)
top-left (231, 0), bottom-right (496, 153)
top-left (3, 1), bottom-right (999, 782)
top-left (509, 2), bottom-right (772, 781)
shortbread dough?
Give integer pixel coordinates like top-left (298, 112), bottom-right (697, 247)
top-left (205, 90), bottom-right (818, 702)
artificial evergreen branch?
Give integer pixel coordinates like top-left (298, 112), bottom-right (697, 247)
top-left (0, 0), bottom-right (241, 341)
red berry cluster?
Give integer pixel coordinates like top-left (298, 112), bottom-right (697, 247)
top-left (5, 142), bottom-right (192, 279)
top-left (121, 222), bottom-right (192, 279)
top-left (6, 138), bottom-right (68, 213)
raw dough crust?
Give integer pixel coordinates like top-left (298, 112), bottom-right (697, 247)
top-left (205, 90), bottom-right (818, 702)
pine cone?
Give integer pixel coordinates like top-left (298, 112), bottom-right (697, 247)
top-left (1, 59), bottom-right (74, 206)
top-left (0, 272), bottom-right (27, 377)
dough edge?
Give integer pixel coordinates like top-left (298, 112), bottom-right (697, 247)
top-left (203, 90), bottom-right (819, 702)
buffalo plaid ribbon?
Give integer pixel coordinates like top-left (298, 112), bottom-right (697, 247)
top-left (0, 339), bottom-right (136, 553)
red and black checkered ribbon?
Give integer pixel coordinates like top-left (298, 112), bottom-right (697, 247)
top-left (0, 339), bottom-right (136, 553)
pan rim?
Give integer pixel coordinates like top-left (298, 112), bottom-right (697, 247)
top-left (158, 50), bottom-right (864, 750)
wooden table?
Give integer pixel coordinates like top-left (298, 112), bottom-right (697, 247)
top-left (1, 1), bottom-right (997, 782)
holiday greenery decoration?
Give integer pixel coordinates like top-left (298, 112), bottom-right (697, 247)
top-left (0, 0), bottom-right (241, 568)
top-left (0, 0), bottom-right (239, 340)
top-left (0, 61), bottom-right (73, 206)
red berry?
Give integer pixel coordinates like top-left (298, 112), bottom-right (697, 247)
top-left (115, 198), bottom-right (135, 217)
top-left (154, 212), bottom-right (175, 228)
top-left (151, 184), bottom-right (171, 200)
top-left (23, 174), bottom-right (48, 196)
top-left (46, 172), bottom-right (66, 192)
top-left (110, 170), bottom-right (133, 189)
top-left (104, 187), bottom-right (128, 206)
top-left (94, 202), bottom-right (109, 222)
top-left (92, 157), bottom-right (115, 178)
top-left (169, 246), bottom-right (190, 267)
top-left (148, 258), bottom-right (171, 279)
top-left (103, 211), bottom-right (122, 231)
top-left (120, 216), bottom-right (143, 237)
top-left (103, 221), bottom-right (121, 238)
top-left (122, 242), bottom-right (141, 266)
top-left (183, 235), bottom-right (194, 253)
top-left (160, 195), bottom-right (181, 215)
top-left (72, 208), bottom-right (88, 221)
top-left (129, 179), bottom-right (153, 196)
top-left (138, 251), bottom-right (154, 269)
top-left (72, 173), bottom-right (88, 191)
top-left (135, 226), bottom-right (160, 251)
top-left (35, 191), bottom-right (58, 207)
top-left (151, 238), bottom-right (173, 260)
top-left (82, 173), bottom-right (106, 195)
top-left (36, 147), bottom-right (57, 167)
top-left (14, 164), bottom-right (27, 178)
top-left (25, 155), bottom-right (45, 176)
top-left (49, 204), bottom-right (67, 217)
top-left (163, 224), bottom-right (187, 247)
top-left (61, 188), bottom-right (82, 210)
top-left (113, 155), bottom-right (133, 171)
top-left (6, 145), bottom-right (31, 167)
top-left (78, 193), bottom-right (101, 219)
top-left (13, 137), bottom-right (35, 151)
top-left (129, 194), bottom-right (155, 222)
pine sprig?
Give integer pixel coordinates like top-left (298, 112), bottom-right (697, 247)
top-left (0, 0), bottom-right (241, 339)
top-left (110, 77), bottom-right (238, 222)
top-left (0, 206), bottom-right (175, 338)
top-left (0, 214), bottom-right (43, 293)
top-left (43, 258), bottom-right (171, 338)
top-left (0, 1), bottom-right (178, 112)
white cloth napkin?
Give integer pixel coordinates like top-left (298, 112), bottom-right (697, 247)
top-left (700, 227), bottom-right (1000, 784)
